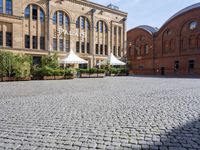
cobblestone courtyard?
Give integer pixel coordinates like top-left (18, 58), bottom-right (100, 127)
top-left (0, 77), bottom-right (200, 150)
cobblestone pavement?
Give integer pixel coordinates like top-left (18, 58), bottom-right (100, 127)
top-left (0, 77), bottom-right (200, 150)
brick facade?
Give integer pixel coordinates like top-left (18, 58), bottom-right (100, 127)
top-left (128, 3), bottom-right (200, 76)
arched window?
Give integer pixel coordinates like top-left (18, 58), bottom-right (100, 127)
top-left (25, 6), bottom-right (30, 18)
top-left (25, 4), bottom-right (45, 22)
top-left (6, 0), bottom-right (12, 15)
top-left (76, 16), bottom-right (90, 30)
top-left (53, 11), bottom-right (69, 27)
top-left (96, 20), bottom-right (107, 33)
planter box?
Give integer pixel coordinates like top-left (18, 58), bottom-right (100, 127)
top-left (43, 76), bottom-right (55, 80)
top-left (117, 73), bottom-right (128, 76)
top-left (89, 74), bottom-right (98, 78)
top-left (80, 73), bottom-right (90, 78)
top-left (17, 77), bottom-right (31, 81)
top-left (65, 75), bottom-right (75, 79)
top-left (97, 73), bottom-right (105, 78)
top-left (54, 76), bottom-right (65, 80)
top-left (2, 77), bottom-right (17, 81)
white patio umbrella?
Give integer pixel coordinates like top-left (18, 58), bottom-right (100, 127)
top-left (98, 53), bottom-right (126, 66)
top-left (59, 50), bottom-right (88, 64)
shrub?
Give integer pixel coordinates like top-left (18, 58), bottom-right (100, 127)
top-left (89, 68), bottom-right (97, 74)
top-left (110, 67), bottom-right (118, 74)
top-left (97, 69), bottom-right (106, 74)
top-left (41, 53), bottom-right (59, 68)
top-left (79, 69), bottom-right (90, 74)
top-left (53, 69), bottom-right (65, 76)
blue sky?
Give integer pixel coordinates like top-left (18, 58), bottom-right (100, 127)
top-left (92, 0), bottom-right (200, 30)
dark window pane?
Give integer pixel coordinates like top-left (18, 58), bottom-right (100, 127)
top-left (33, 36), bottom-right (37, 49)
top-left (81, 42), bottom-right (85, 53)
top-left (59, 39), bottom-right (63, 51)
top-left (100, 45), bottom-right (103, 55)
top-left (53, 38), bottom-right (57, 50)
top-left (105, 45), bottom-right (108, 55)
top-left (87, 43), bottom-right (90, 53)
top-left (40, 37), bottom-right (45, 50)
top-left (96, 44), bottom-right (99, 54)
top-left (76, 41), bottom-right (80, 52)
top-left (6, 32), bottom-right (12, 47)
top-left (25, 35), bottom-right (30, 48)
top-left (100, 21), bottom-right (103, 33)
top-left (65, 40), bottom-right (70, 52)
top-left (0, 31), bottom-right (3, 46)
top-left (65, 15), bottom-right (69, 30)
top-left (32, 5), bottom-right (37, 20)
top-left (6, 0), bottom-right (12, 15)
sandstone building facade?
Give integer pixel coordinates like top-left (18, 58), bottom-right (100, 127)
top-left (128, 3), bottom-right (200, 76)
top-left (0, 0), bottom-right (127, 68)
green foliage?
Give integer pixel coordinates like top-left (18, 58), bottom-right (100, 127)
top-left (89, 68), bottom-right (97, 74)
top-left (41, 53), bottom-right (59, 68)
top-left (78, 68), bottom-right (106, 74)
top-left (97, 69), bottom-right (106, 74)
top-left (0, 51), bottom-right (32, 78)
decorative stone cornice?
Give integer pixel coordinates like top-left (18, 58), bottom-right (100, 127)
top-left (66, 0), bottom-right (128, 17)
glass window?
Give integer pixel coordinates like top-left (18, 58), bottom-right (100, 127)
top-left (59, 39), bottom-right (63, 51)
top-left (113, 46), bottom-right (116, 56)
top-left (0, 0), bottom-right (3, 13)
top-left (59, 11), bottom-right (63, 26)
top-left (81, 17), bottom-right (85, 29)
top-left (0, 31), bottom-right (2, 46)
top-left (114, 27), bottom-right (117, 35)
top-left (96, 22), bottom-right (99, 32)
top-left (32, 36), bottom-right (37, 49)
top-left (81, 42), bottom-right (85, 53)
top-left (76, 41), bottom-right (80, 52)
top-left (144, 44), bottom-right (149, 54)
top-left (25, 6), bottom-right (30, 18)
top-left (40, 37), bottom-right (45, 50)
top-left (96, 44), bottom-right (99, 54)
top-left (53, 13), bottom-right (57, 25)
top-left (6, 32), bottom-right (12, 47)
top-left (65, 40), bottom-right (70, 52)
top-left (40, 9), bottom-right (45, 22)
top-left (6, 0), bottom-right (12, 15)
top-left (25, 35), bottom-right (30, 48)
top-left (174, 61), bottom-right (179, 72)
top-left (32, 5), bottom-right (37, 20)
top-left (105, 45), bottom-right (108, 55)
top-left (65, 15), bottom-right (69, 30)
top-left (188, 60), bottom-right (195, 73)
top-left (87, 43), bottom-right (90, 53)
top-left (86, 20), bottom-right (90, 30)
top-left (100, 21), bottom-right (103, 33)
top-left (118, 46), bottom-right (121, 57)
top-left (76, 17), bottom-right (80, 28)
top-left (104, 24), bottom-right (107, 33)
top-left (53, 38), bottom-right (57, 50)
top-left (189, 21), bottom-right (198, 30)
top-left (100, 45), bottom-right (103, 55)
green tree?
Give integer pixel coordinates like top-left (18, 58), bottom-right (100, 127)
top-left (41, 53), bottom-right (59, 68)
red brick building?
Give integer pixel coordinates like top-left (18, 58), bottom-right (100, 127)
top-left (128, 3), bottom-right (200, 76)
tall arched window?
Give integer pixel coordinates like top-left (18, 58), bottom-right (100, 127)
top-left (96, 20), bottom-right (107, 33)
top-left (75, 16), bottom-right (90, 54)
top-left (52, 11), bottom-right (70, 52)
top-left (24, 4), bottom-right (45, 22)
top-left (76, 16), bottom-right (90, 30)
top-left (24, 4), bottom-right (45, 50)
